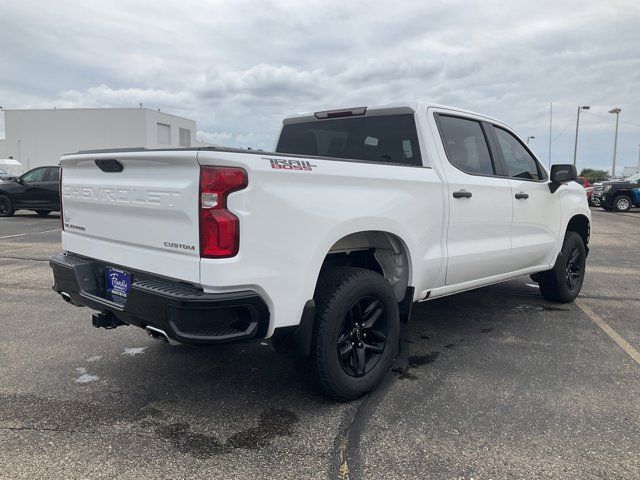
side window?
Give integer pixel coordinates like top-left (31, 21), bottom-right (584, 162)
top-left (21, 168), bottom-right (46, 183)
top-left (437, 116), bottom-right (495, 176)
top-left (46, 168), bottom-right (60, 182)
top-left (494, 128), bottom-right (542, 180)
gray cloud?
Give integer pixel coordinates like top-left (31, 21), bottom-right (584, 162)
top-left (1, 0), bottom-right (639, 171)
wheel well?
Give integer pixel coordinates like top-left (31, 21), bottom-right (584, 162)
top-left (566, 214), bottom-right (590, 247)
top-left (320, 231), bottom-right (411, 302)
top-left (613, 190), bottom-right (633, 199)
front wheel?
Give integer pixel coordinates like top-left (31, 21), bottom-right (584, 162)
top-left (0, 195), bottom-right (15, 217)
top-left (537, 231), bottom-right (586, 303)
top-left (591, 197), bottom-right (601, 207)
top-left (309, 267), bottom-right (400, 401)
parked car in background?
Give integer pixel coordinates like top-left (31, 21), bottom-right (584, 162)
top-left (0, 168), bottom-right (14, 181)
top-left (0, 165), bottom-right (61, 217)
top-left (574, 176), bottom-right (594, 205)
top-left (599, 172), bottom-right (640, 212)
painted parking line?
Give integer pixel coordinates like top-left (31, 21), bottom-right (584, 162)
top-left (0, 228), bottom-right (61, 240)
top-left (576, 299), bottom-right (640, 365)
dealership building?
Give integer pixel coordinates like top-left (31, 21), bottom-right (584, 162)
top-left (0, 108), bottom-right (209, 173)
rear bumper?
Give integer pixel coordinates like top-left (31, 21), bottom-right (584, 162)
top-left (49, 252), bottom-right (270, 345)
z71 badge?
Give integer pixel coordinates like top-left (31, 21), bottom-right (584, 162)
top-left (266, 158), bottom-right (317, 171)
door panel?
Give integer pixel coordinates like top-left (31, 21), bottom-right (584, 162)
top-left (13, 168), bottom-right (47, 207)
top-left (432, 113), bottom-right (513, 286)
top-left (509, 179), bottom-right (561, 270)
top-left (40, 167), bottom-right (61, 209)
top-left (490, 125), bottom-right (561, 271)
top-left (446, 177), bottom-right (513, 284)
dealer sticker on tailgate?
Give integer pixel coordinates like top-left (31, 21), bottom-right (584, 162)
top-left (105, 267), bottom-right (131, 299)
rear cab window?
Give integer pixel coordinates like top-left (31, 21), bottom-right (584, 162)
top-left (435, 115), bottom-right (496, 176)
top-left (276, 113), bottom-right (423, 166)
top-left (46, 167), bottom-right (60, 182)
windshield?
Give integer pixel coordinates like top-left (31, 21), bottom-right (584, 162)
top-left (276, 114), bottom-right (422, 166)
top-left (624, 172), bottom-right (640, 182)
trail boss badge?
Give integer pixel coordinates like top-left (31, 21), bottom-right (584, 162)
top-left (266, 158), bottom-right (317, 171)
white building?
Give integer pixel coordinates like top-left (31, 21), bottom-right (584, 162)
top-left (622, 166), bottom-right (639, 178)
top-left (0, 108), bottom-right (209, 172)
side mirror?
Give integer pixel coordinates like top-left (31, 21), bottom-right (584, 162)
top-left (549, 164), bottom-right (577, 193)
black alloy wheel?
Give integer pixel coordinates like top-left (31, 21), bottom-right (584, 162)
top-left (309, 267), bottom-right (400, 400)
top-left (538, 231), bottom-right (586, 303)
top-left (337, 295), bottom-right (388, 377)
top-left (565, 245), bottom-right (583, 291)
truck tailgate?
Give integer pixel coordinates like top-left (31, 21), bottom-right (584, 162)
top-left (60, 150), bottom-right (201, 283)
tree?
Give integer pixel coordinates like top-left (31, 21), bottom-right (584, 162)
top-left (579, 168), bottom-right (609, 183)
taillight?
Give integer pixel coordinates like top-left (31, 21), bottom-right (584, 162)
top-left (59, 167), bottom-right (64, 230)
top-left (199, 166), bottom-right (247, 258)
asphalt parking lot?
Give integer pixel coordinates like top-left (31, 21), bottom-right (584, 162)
top-left (0, 209), bottom-right (638, 479)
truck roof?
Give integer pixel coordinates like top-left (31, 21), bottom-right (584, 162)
top-left (282, 101), bottom-right (504, 126)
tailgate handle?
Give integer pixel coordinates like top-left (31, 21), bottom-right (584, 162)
top-left (95, 159), bottom-right (124, 173)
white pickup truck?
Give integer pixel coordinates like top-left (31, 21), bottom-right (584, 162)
top-left (50, 102), bottom-right (590, 400)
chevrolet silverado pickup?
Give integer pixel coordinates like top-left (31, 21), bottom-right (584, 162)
top-left (597, 172), bottom-right (640, 212)
top-left (50, 102), bottom-right (591, 400)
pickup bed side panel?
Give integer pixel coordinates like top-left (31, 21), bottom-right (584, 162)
top-left (197, 150), bottom-right (445, 335)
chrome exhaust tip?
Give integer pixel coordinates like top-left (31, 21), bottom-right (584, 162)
top-left (146, 326), bottom-right (179, 346)
top-left (60, 291), bottom-right (73, 304)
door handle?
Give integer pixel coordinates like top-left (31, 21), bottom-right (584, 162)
top-left (453, 190), bottom-right (472, 199)
top-left (515, 192), bottom-right (529, 199)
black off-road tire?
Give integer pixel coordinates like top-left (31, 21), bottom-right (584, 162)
top-left (309, 267), bottom-right (400, 401)
top-left (537, 231), bottom-right (586, 303)
top-left (35, 210), bottom-right (51, 217)
top-left (613, 195), bottom-right (632, 212)
top-left (0, 195), bottom-right (15, 217)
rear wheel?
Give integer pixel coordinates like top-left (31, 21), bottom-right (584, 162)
top-left (0, 195), bottom-right (15, 217)
top-left (35, 210), bottom-right (51, 217)
top-left (614, 195), bottom-right (632, 212)
top-left (310, 267), bottom-right (400, 401)
top-left (537, 231), bottom-right (586, 303)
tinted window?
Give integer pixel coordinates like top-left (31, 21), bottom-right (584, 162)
top-left (276, 114), bottom-right (422, 166)
top-left (437, 116), bottom-right (495, 176)
top-left (46, 167), bottom-right (60, 182)
top-left (21, 168), bottom-right (46, 183)
top-left (494, 128), bottom-right (541, 180)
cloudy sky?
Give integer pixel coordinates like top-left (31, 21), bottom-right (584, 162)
top-left (1, 0), bottom-right (639, 174)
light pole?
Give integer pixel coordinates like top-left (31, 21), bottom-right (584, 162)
top-left (572, 106), bottom-right (590, 166)
top-left (609, 108), bottom-right (621, 179)
top-left (526, 136), bottom-right (535, 145)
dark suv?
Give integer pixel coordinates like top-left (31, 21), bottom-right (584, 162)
top-left (0, 166), bottom-right (61, 217)
top-left (599, 172), bottom-right (640, 212)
